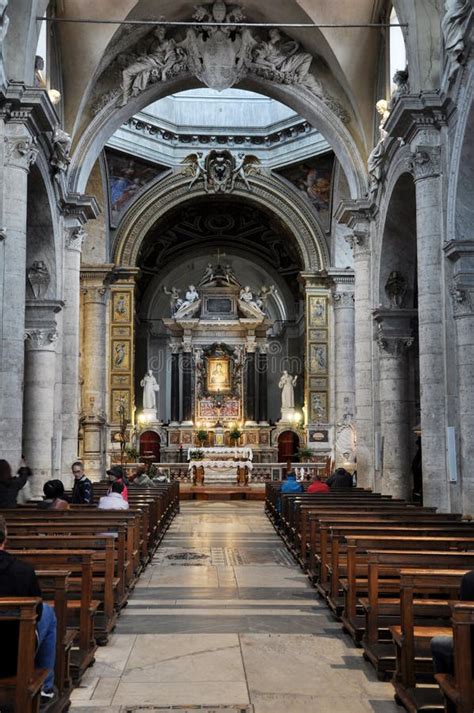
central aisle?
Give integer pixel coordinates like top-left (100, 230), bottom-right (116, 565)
top-left (71, 501), bottom-right (400, 713)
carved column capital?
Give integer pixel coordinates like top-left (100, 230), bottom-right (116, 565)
top-left (24, 327), bottom-right (58, 350)
top-left (4, 127), bottom-right (39, 171)
top-left (65, 226), bottom-right (86, 252)
top-left (377, 329), bottom-right (414, 357)
top-left (332, 290), bottom-right (355, 308)
top-left (80, 284), bottom-right (108, 304)
top-left (344, 228), bottom-right (370, 256)
top-left (449, 283), bottom-right (474, 318)
top-left (408, 146), bottom-right (441, 181)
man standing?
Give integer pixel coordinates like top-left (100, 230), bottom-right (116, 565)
top-left (71, 461), bottom-right (93, 504)
top-left (0, 516), bottom-right (57, 709)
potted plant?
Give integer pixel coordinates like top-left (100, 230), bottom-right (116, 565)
top-left (125, 446), bottom-right (140, 463)
top-left (296, 446), bottom-right (313, 463)
top-left (189, 449), bottom-right (205, 461)
top-left (196, 429), bottom-right (208, 446)
top-left (229, 427), bottom-right (242, 445)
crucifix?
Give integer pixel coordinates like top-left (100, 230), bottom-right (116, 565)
top-left (214, 248), bottom-right (226, 265)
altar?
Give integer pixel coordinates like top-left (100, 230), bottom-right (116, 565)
top-left (187, 446), bottom-right (253, 484)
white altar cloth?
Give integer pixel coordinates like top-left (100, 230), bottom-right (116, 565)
top-left (188, 459), bottom-right (253, 483)
top-left (187, 446), bottom-right (253, 461)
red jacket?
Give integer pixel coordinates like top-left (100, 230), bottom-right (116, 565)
top-left (307, 480), bottom-right (330, 494)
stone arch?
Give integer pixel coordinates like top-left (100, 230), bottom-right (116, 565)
top-left (446, 65), bottom-right (474, 240)
top-left (374, 144), bottom-right (417, 305)
top-left (26, 156), bottom-right (60, 300)
top-left (68, 74), bottom-right (367, 201)
top-left (112, 171), bottom-right (330, 273)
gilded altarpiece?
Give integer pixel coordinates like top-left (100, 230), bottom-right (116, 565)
top-left (109, 283), bottom-right (135, 425)
top-left (306, 290), bottom-right (330, 431)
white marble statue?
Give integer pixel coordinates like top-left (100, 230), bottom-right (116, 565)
top-left (181, 285), bottom-right (199, 309)
top-left (163, 286), bottom-right (182, 315)
top-left (141, 369), bottom-right (160, 415)
top-left (279, 370), bottom-right (297, 421)
top-left (367, 100), bottom-right (390, 196)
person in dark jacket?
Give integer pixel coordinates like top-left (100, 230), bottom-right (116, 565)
top-left (430, 571), bottom-right (474, 713)
top-left (71, 461), bottom-right (93, 504)
top-left (0, 515), bottom-right (57, 708)
top-left (326, 467), bottom-right (353, 488)
top-left (0, 458), bottom-right (31, 508)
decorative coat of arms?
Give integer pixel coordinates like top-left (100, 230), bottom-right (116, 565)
top-left (109, 0), bottom-right (349, 123)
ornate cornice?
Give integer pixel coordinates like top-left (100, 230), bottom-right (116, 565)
top-left (384, 93), bottom-right (450, 144)
top-left (373, 307), bottom-right (417, 356)
top-left (332, 290), bottom-right (355, 308)
top-left (80, 264), bottom-right (115, 304)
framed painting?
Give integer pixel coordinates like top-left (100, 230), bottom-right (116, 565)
top-left (207, 357), bottom-right (231, 393)
top-left (112, 340), bottom-right (130, 371)
top-left (309, 392), bottom-right (328, 422)
top-left (309, 296), bottom-right (327, 326)
top-left (112, 292), bottom-right (131, 323)
top-left (309, 344), bottom-right (328, 374)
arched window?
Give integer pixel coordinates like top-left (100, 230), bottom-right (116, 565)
top-left (389, 6), bottom-right (407, 91)
top-left (35, 13), bottom-right (48, 87)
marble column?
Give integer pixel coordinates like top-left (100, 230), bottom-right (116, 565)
top-left (0, 120), bottom-right (38, 466)
top-left (181, 347), bottom-right (193, 425)
top-left (257, 345), bottom-right (269, 425)
top-left (374, 309), bottom-right (416, 499)
top-left (346, 226), bottom-right (374, 488)
top-left (332, 281), bottom-right (356, 465)
top-left (445, 240), bottom-right (474, 514)
top-left (245, 347), bottom-right (257, 426)
top-left (23, 301), bottom-right (62, 496)
top-left (170, 345), bottom-right (180, 425)
top-left (61, 227), bottom-right (86, 475)
top-left (410, 143), bottom-right (449, 509)
top-left (80, 266), bottom-right (113, 479)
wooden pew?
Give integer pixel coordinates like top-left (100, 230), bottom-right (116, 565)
top-left (359, 550), bottom-right (474, 677)
top-left (435, 602), bottom-right (474, 713)
top-left (36, 570), bottom-right (73, 712)
top-left (390, 569), bottom-right (469, 713)
top-left (9, 535), bottom-right (118, 644)
top-left (11, 550), bottom-right (98, 683)
top-left (0, 597), bottom-right (47, 713)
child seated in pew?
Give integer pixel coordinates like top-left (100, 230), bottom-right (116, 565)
top-left (431, 570), bottom-right (474, 713)
top-left (38, 480), bottom-right (70, 510)
top-left (0, 515), bottom-right (57, 711)
top-left (106, 465), bottom-right (129, 502)
top-left (98, 481), bottom-right (129, 510)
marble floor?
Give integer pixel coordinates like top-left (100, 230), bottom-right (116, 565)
top-left (70, 501), bottom-right (402, 713)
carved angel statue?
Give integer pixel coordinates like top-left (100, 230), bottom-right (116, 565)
top-left (224, 264), bottom-right (239, 285)
top-left (185, 152), bottom-right (208, 191)
top-left (163, 286), bottom-right (182, 315)
top-left (192, 1), bottom-right (245, 29)
top-left (252, 29), bottom-right (322, 93)
top-left (367, 100), bottom-right (390, 196)
top-left (441, 0), bottom-right (471, 79)
top-left (199, 263), bottom-right (215, 286)
top-left (177, 285), bottom-right (199, 311)
top-left (240, 285), bottom-right (256, 304)
top-left (256, 285), bottom-right (276, 314)
top-left (141, 369), bottom-right (160, 412)
top-left (120, 26), bottom-right (186, 105)
top-left (389, 68), bottom-right (409, 108)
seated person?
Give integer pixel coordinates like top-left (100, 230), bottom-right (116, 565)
top-left (98, 481), bottom-right (129, 510)
top-left (39, 480), bottom-right (69, 510)
top-left (430, 570), bottom-right (474, 713)
top-left (0, 458), bottom-right (32, 508)
top-left (307, 475), bottom-right (330, 493)
top-left (326, 467), bottom-right (353, 488)
top-left (130, 463), bottom-right (154, 486)
top-left (0, 515), bottom-right (57, 709)
top-left (106, 465), bottom-right (128, 502)
top-left (280, 470), bottom-right (304, 494)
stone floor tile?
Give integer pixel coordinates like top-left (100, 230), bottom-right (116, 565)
top-left (112, 680), bottom-right (250, 707)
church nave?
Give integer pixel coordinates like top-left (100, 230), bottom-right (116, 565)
top-left (69, 502), bottom-right (399, 713)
